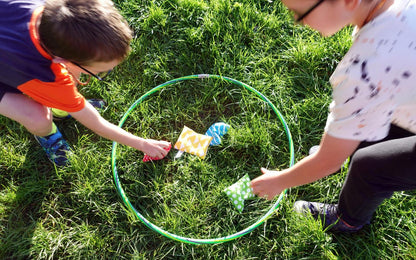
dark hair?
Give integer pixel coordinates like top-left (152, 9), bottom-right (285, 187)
top-left (39, 0), bottom-right (133, 65)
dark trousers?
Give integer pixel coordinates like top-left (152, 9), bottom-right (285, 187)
top-left (338, 125), bottom-right (416, 226)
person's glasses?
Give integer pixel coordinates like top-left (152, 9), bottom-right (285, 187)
top-left (72, 62), bottom-right (112, 84)
top-left (295, 0), bottom-right (325, 23)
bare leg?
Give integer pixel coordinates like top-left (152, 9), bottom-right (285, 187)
top-left (0, 93), bottom-right (53, 136)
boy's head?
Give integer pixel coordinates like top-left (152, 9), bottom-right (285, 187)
top-left (39, 0), bottom-right (133, 66)
top-left (283, 0), bottom-right (376, 36)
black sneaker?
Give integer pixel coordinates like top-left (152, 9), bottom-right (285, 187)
top-left (52, 99), bottom-right (106, 120)
top-left (293, 200), bottom-right (363, 233)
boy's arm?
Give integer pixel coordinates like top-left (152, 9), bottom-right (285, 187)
top-left (251, 132), bottom-right (360, 199)
top-left (70, 102), bottom-right (170, 158)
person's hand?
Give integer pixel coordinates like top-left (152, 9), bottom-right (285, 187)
top-left (141, 139), bottom-right (171, 159)
top-left (251, 167), bottom-right (284, 200)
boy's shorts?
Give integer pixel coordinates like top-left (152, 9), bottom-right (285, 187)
top-left (0, 82), bottom-right (22, 102)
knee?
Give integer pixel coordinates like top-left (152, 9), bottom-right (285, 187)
top-left (348, 147), bottom-right (386, 186)
top-left (21, 106), bottom-right (53, 136)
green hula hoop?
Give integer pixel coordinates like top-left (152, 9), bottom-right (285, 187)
top-left (111, 74), bottom-right (295, 245)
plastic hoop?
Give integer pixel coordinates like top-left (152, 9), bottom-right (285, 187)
top-left (111, 74), bottom-right (295, 244)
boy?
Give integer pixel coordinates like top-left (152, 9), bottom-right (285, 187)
top-left (0, 0), bottom-right (170, 167)
top-left (251, 0), bottom-right (416, 232)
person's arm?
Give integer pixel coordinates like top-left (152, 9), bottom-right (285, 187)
top-left (251, 132), bottom-right (360, 199)
top-left (70, 102), bottom-right (170, 158)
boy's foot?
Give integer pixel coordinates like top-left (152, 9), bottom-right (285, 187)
top-left (308, 145), bottom-right (320, 155)
top-left (293, 200), bottom-right (363, 233)
top-left (34, 128), bottom-right (71, 167)
top-left (87, 98), bottom-right (106, 110)
top-left (52, 98), bottom-right (106, 120)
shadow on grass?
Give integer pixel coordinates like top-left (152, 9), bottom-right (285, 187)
top-left (0, 144), bottom-right (56, 259)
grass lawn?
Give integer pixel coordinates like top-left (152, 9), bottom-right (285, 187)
top-left (1, 0), bottom-right (416, 259)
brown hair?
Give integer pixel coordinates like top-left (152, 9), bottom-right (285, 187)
top-left (39, 0), bottom-right (133, 65)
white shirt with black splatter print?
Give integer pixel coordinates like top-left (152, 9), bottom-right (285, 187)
top-left (325, 0), bottom-right (416, 141)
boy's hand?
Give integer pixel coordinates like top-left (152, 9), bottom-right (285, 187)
top-left (251, 168), bottom-right (284, 200)
top-left (141, 139), bottom-right (171, 159)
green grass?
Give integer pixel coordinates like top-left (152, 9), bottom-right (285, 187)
top-left (1, 0), bottom-right (416, 258)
